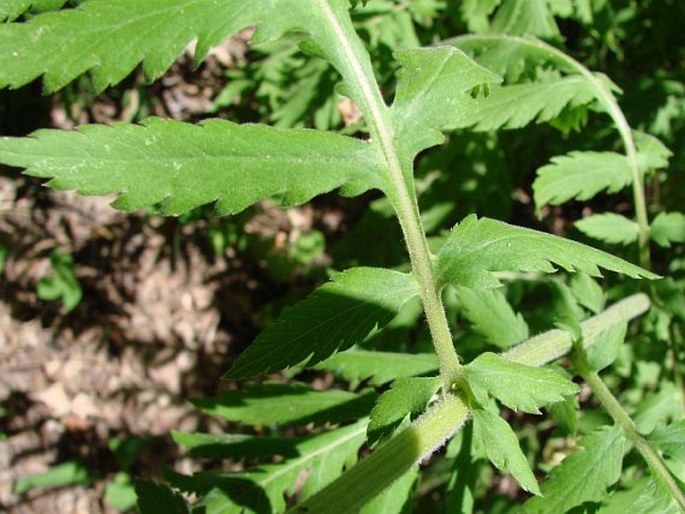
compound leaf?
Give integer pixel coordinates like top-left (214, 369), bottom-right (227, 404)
top-left (226, 268), bottom-right (420, 378)
top-left (168, 420), bottom-right (367, 514)
top-left (466, 352), bottom-right (579, 413)
top-left (455, 286), bottom-right (529, 349)
top-left (314, 350), bottom-right (439, 386)
top-left (0, 118), bottom-right (384, 216)
top-left (453, 75), bottom-right (594, 131)
top-left (523, 426), bottom-right (625, 513)
top-left (575, 213), bottom-right (640, 246)
top-left (192, 382), bottom-right (375, 428)
top-left (368, 377), bottom-right (440, 443)
top-left (472, 408), bottom-right (541, 495)
top-left (650, 212), bottom-right (685, 248)
top-left (437, 215), bottom-right (657, 289)
top-left (533, 151), bottom-right (633, 208)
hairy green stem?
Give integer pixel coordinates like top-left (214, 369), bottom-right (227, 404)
top-left (504, 293), bottom-right (651, 366)
top-left (316, 0), bottom-right (461, 390)
top-left (573, 350), bottom-right (685, 510)
top-left (447, 34), bottom-right (652, 269)
top-left (290, 394), bottom-right (470, 514)
top-left (295, 293), bottom-right (651, 512)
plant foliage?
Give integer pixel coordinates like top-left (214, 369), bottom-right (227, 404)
top-left (0, 0), bottom-right (682, 513)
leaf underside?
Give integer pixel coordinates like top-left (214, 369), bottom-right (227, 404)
top-left (226, 268), bottom-right (420, 378)
top-left (0, 118), bottom-right (384, 215)
top-left (437, 215), bottom-right (657, 290)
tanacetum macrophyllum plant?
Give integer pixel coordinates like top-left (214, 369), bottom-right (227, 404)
top-left (1, 1), bottom-right (683, 512)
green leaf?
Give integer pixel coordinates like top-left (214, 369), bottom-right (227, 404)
top-left (167, 420), bottom-right (367, 514)
top-left (314, 350), bottom-right (439, 386)
top-left (549, 394), bottom-right (579, 436)
top-left (455, 74), bottom-right (594, 131)
top-left (391, 46), bottom-right (501, 161)
top-left (15, 461), bottom-right (93, 494)
top-left (36, 249), bottom-right (82, 312)
top-left (523, 426), bottom-right (625, 513)
top-left (0, 118), bottom-right (383, 216)
top-left (533, 151), bottom-right (633, 208)
top-left (368, 377), bottom-right (440, 443)
top-left (569, 273), bottom-right (606, 314)
top-left (648, 420), bottom-right (685, 462)
top-left (575, 213), bottom-right (640, 246)
top-left (172, 432), bottom-right (299, 460)
top-left (105, 473), bottom-right (138, 512)
top-left (437, 215), bottom-right (657, 289)
top-left (634, 130), bottom-right (672, 172)
top-left (459, 0), bottom-right (502, 33)
top-left (0, 0), bottom-right (272, 91)
top-left (650, 212), bottom-right (685, 248)
top-left (634, 383), bottom-right (682, 434)
top-left (226, 268), bottom-right (419, 378)
top-left (135, 479), bottom-right (190, 514)
top-left (0, 244), bottom-right (7, 275)
top-left (632, 478), bottom-right (683, 514)
top-left (490, 0), bottom-right (560, 39)
top-left (191, 382), bottom-right (375, 428)
top-left (585, 322), bottom-right (627, 372)
top-left (1, 0), bottom-right (40, 20)
top-left (466, 352), bottom-right (579, 413)
top-left (472, 408), bottom-right (541, 495)
top-left (450, 34), bottom-right (575, 83)
top-left (0, 0), bottom-right (68, 21)
top-left (455, 286), bottom-right (529, 349)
